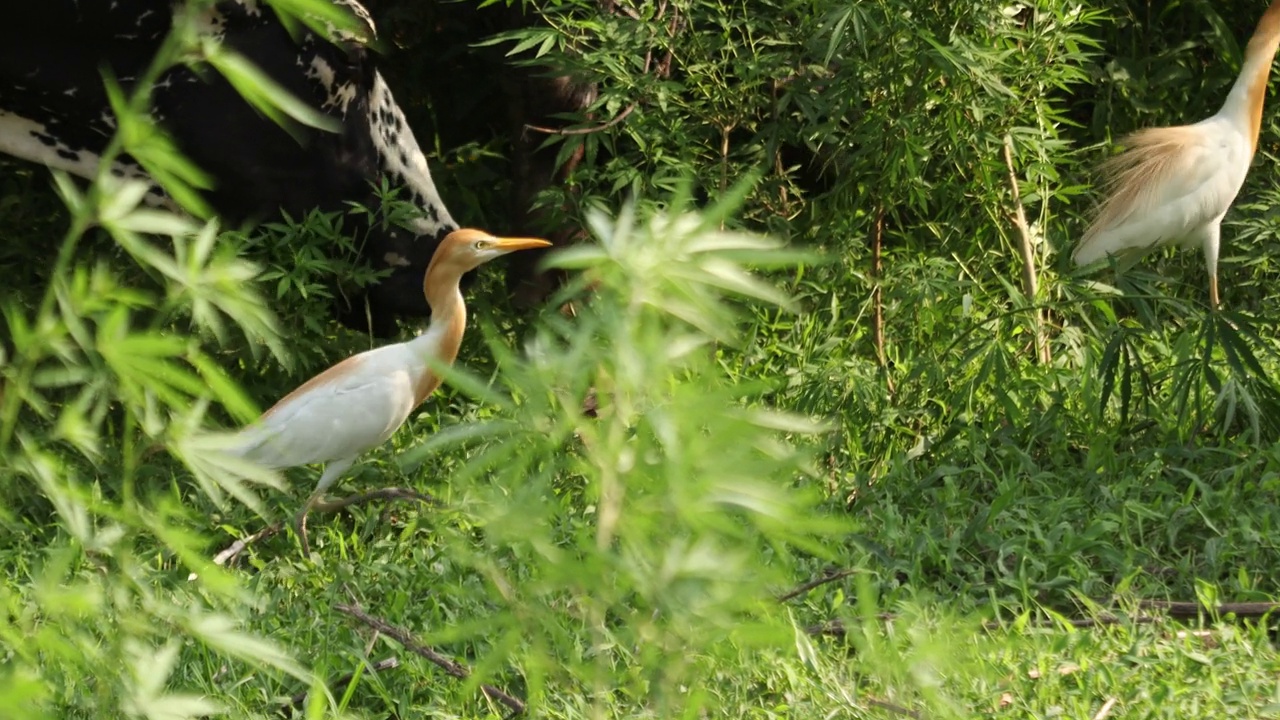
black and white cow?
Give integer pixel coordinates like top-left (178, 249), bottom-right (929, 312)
top-left (0, 0), bottom-right (461, 337)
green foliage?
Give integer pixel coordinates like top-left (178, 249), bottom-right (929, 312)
top-left (0, 0), bottom-right (384, 716)
top-left (6, 0), bottom-right (1280, 717)
top-left (379, 187), bottom-right (848, 716)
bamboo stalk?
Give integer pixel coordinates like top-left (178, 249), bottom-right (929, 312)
top-left (1002, 135), bottom-right (1050, 365)
top-left (871, 205), bottom-right (893, 391)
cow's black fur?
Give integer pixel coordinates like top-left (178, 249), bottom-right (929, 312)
top-left (0, 1), bottom-right (458, 337)
top-left (364, 0), bottom-right (603, 308)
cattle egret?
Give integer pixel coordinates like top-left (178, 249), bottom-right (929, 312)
top-left (1072, 0), bottom-right (1280, 308)
top-left (227, 229), bottom-right (551, 552)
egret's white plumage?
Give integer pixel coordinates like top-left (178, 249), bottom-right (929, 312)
top-left (228, 229), bottom-right (551, 551)
top-left (1073, 0), bottom-right (1280, 308)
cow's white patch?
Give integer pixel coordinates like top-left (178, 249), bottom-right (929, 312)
top-left (365, 72), bottom-right (456, 237)
top-left (231, 0), bottom-right (263, 17)
top-left (0, 111), bottom-right (170, 208)
top-left (383, 251), bottom-right (411, 267)
top-left (190, 3), bottom-right (228, 39)
top-left (329, 0), bottom-right (377, 43)
top-left (306, 56), bottom-right (356, 114)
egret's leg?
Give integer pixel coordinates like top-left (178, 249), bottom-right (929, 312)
top-left (295, 457), bottom-right (355, 555)
top-left (1203, 222), bottom-right (1222, 310)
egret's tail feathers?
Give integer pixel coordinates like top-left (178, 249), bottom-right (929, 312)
top-left (185, 426), bottom-right (284, 468)
top-left (182, 428), bottom-right (248, 456)
top-left (1075, 125), bottom-right (1203, 267)
top-left (171, 429), bottom-right (287, 515)
top-left (1072, 227), bottom-right (1156, 268)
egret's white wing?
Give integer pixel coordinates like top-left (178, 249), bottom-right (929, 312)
top-left (230, 345), bottom-right (420, 469)
top-left (1074, 120), bottom-right (1250, 265)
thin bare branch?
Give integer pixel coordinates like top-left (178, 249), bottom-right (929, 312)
top-left (525, 103), bottom-right (636, 136)
top-left (777, 568), bottom-right (857, 603)
top-left (866, 697), bottom-right (922, 719)
top-left (984, 613), bottom-right (1162, 630)
top-left (335, 603), bottom-right (527, 716)
top-left (607, 2), bottom-right (641, 20)
top-left (808, 612), bottom-right (1164, 637)
top-left (809, 600), bottom-right (1280, 635)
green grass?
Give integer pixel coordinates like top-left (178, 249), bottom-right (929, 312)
top-left (154, 469), bottom-right (1280, 720)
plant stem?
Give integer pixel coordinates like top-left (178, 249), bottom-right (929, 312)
top-left (871, 205), bottom-right (893, 392)
top-left (0, 9), bottom-right (197, 452)
top-left (1002, 135), bottom-right (1049, 365)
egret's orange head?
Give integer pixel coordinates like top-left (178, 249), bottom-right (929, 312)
top-left (426, 228), bottom-right (552, 278)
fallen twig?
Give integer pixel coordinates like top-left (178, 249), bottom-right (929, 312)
top-left (188, 522), bottom-right (284, 580)
top-left (866, 697), bottom-right (922, 719)
top-left (777, 568), bottom-right (856, 603)
top-left (1092, 697), bottom-right (1118, 720)
top-left (196, 486), bottom-right (436, 574)
top-left (335, 602), bottom-right (526, 716)
top-left (280, 656), bottom-right (400, 716)
top-left (805, 614), bottom-right (897, 637)
top-left (1137, 600), bottom-right (1280, 619)
top-left (807, 597), bottom-right (1280, 638)
top-left (807, 612), bottom-right (1164, 637)
top-left (213, 522), bottom-right (282, 566)
top-left (1027, 614), bottom-right (1155, 629)
top-left (983, 613), bottom-right (1165, 631)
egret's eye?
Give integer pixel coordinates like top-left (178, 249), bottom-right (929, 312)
top-left (474, 240), bottom-right (488, 250)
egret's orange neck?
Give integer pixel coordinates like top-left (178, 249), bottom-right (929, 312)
top-left (1229, 0), bottom-right (1280, 152)
top-left (412, 259), bottom-right (469, 404)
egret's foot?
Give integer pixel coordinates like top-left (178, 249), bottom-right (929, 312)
top-left (310, 487), bottom-right (438, 514)
top-left (292, 488), bottom-right (436, 555)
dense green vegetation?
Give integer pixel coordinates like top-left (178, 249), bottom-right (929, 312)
top-left (4, 0), bottom-right (1280, 717)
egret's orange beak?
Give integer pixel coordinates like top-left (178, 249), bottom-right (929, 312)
top-left (492, 237), bottom-right (553, 252)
